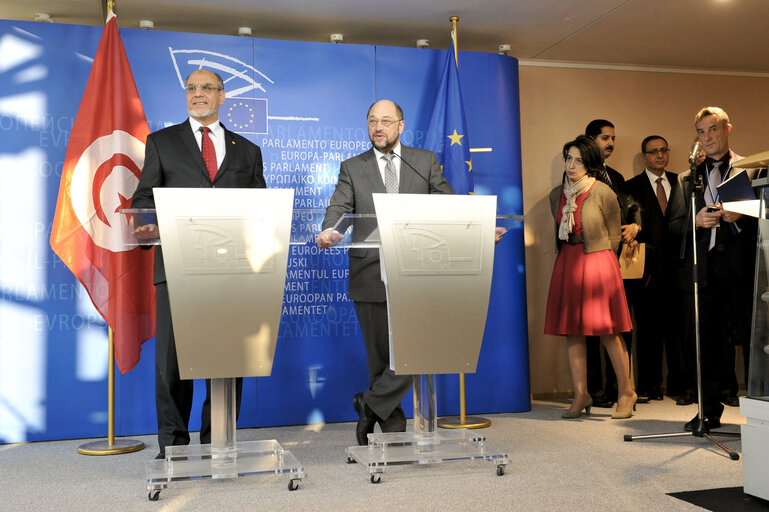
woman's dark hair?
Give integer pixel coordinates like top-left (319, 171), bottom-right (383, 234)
top-left (562, 135), bottom-right (603, 176)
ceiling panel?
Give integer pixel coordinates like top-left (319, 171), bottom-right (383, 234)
top-left (1, 0), bottom-right (766, 72)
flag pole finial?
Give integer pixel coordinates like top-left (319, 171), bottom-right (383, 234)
top-left (449, 16), bottom-right (459, 62)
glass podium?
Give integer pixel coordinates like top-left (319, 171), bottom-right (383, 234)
top-left (322, 193), bottom-right (518, 483)
top-left (122, 188), bottom-right (305, 500)
top-left (741, 175), bottom-right (769, 501)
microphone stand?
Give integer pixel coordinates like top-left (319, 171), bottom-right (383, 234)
top-left (623, 159), bottom-right (740, 460)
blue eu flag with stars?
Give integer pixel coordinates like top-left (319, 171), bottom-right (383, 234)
top-left (423, 33), bottom-right (473, 195)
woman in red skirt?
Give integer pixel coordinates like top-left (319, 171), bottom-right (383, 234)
top-left (544, 136), bottom-right (636, 419)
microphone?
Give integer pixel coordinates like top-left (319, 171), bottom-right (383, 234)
top-left (390, 151), bottom-right (429, 185)
top-left (688, 141), bottom-right (702, 166)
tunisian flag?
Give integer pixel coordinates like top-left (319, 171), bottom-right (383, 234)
top-left (50, 12), bottom-right (155, 373)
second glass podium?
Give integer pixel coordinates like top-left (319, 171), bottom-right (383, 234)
top-left (326, 193), bottom-right (514, 482)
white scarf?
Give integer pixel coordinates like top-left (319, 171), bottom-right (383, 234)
top-left (558, 175), bottom-right (596, 241)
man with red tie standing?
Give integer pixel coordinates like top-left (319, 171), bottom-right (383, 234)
top-left (625, 136), bottom-right (683, 404)
top-left (132, 69), bottom-right (265, 459)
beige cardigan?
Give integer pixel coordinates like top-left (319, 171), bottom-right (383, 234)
top-left (549, 180), bottom-right (621, 254)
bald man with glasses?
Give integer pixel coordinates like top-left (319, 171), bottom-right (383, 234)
top-left (317, 99), bottom-right (453, 446)
top-left (132, 69), bottom-right (265, 459)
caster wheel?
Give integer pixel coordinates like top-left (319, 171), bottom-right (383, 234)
top-left (346, 456), bottom-right (357, 464)
top-left (288, 479), bottom-right (300, 491)
top-left (148, 490), bottom-right (160, 501)
top-left (370, 473), bottom-right (381, 484)
top-left (730, 452), bottom-right (740, 461)
top-left (496, 466), bottom-right (505, 476)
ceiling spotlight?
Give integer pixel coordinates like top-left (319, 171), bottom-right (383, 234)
top-left (139, 20), bottom-right (154, 30)
top-left (498, 44), bottom-right (511, 55)
top-left (238, 27), bottom-right (252, 37)
top-left (416, 39), bottom-right (430, 49)
top-left (33, 13), bottom-right (52, 23)
top-left (330, 33), bottom-right (344, 43)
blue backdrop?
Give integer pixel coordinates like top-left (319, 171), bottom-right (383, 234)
top-left (0, 19), bottom-right (528, 443)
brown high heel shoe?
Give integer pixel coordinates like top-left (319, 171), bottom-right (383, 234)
top-left (562, 397), bottom-right (593, 419)
top-left (611, 392), bottom-right (637, 419)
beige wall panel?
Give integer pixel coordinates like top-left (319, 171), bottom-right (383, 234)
top-left (519, 64), bottom-right (769, 395)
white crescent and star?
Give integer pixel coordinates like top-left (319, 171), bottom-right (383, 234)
top-left (70, 130), bottom-right (146, 253)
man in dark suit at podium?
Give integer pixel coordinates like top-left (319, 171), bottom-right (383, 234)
top-left (625, 135), bottom-right (683, 403)
top-left (317, 99), bottom-right (453, 445)
top-left (131, 69), bottom-right (265, 458)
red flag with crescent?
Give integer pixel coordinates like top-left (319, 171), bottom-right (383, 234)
top-left (50, 12), bottom-right (155, 374)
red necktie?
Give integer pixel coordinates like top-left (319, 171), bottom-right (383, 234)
top-left (656, 177), bottom-right (667, 214)
top-left (201, 126), bottom-right (217, 182)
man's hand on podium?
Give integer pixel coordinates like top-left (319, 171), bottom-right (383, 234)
top-left (133, 224), bottom-right (160, 240)
top-left (494, 226), bottom-right (506, 244)
top-left (316, 229), bottom-right (343, 249)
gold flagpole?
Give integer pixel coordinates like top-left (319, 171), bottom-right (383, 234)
top-left (438, 15), bottom-right (491, 430)
top-left (78, 0), bottom-right (145, 456)
top-left (78, 329), bottom-right (145, 455)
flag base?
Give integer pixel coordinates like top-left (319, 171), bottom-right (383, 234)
top-left (437, 416), bottom-right (491, 429)
top-left (77, 438), bottom-right (145, 456)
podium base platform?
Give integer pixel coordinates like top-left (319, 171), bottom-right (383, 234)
top-left (345, 429), bottom-right (508, 483)
top-left (146, 439), bottom-right (304, 500)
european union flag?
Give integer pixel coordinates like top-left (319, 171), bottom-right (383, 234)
top-left (222, 98), bottom-right (268, 134)
top-left (423, 33), bottom-right (473, 195)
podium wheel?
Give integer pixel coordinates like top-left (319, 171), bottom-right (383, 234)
top-left (148, 490), bottom-right (160, 501)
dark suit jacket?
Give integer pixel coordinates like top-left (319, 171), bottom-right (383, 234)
top-left (626, 170), bottom-right (679, 284)
top-left (131, 119), bottom-right (265, 284)
top-left (604, 165), bottom-right (642, 227)
top-left (322, 145), bottom-right (453, 302)
top-left (668, 151), bottom-right (758, 292)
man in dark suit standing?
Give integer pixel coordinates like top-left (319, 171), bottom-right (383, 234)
top-left (668, 106), bottom-right (758, 430)
top-left (131, 69), bottom-right (265, 458)
top-left (625, 135), bottom-right (683, 403)
top-left (317, 99), bottom-right (453, 445)
top-left (585, 119), bottom-right (641, 407)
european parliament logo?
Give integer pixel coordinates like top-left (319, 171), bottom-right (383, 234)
top-left (169, 47), bottom-right (272, 134)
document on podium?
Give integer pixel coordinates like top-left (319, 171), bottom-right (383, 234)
top-left (718, 170), bottom-right (759, 217)
top-left (717, 170), bottom-right (756, 202)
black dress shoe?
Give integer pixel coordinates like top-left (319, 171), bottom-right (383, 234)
top-left (676, 391), bottom-right (697, 406)
top-left (591, 391), bottom-right (615, 408)
top-left (636, 390), bottom-right (650, 404)
top-left (155, 451), bottom-right (166, 460)
top-left (684, 414), bottom-right (721, 431)
top-left (648, 388), bottom-right (664, 401)
top-left (353, 393), bottom-right (377, 446)
top-left (720, 392), bottom-right (740, 407)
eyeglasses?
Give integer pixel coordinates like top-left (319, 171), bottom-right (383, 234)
top-left (644, 148), bottom-right (670, 155)
top-left (367, 118), bottom-right (402, 128)
top-left (185, 84), bottom-right (222, 93)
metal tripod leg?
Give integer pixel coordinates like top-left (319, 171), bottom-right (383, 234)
top-left (624, 428), bottom-right (740, 460)
top-left (624, 176), bottom-right (740, 461)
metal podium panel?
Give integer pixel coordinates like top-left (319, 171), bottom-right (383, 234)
top-left (373, 193), bottom-right (497, 375)
top-left (154, 188), bottom-right (293, 379)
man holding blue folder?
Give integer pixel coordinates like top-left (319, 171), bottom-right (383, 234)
top-left (668, 106), bottom-right (759, 430)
